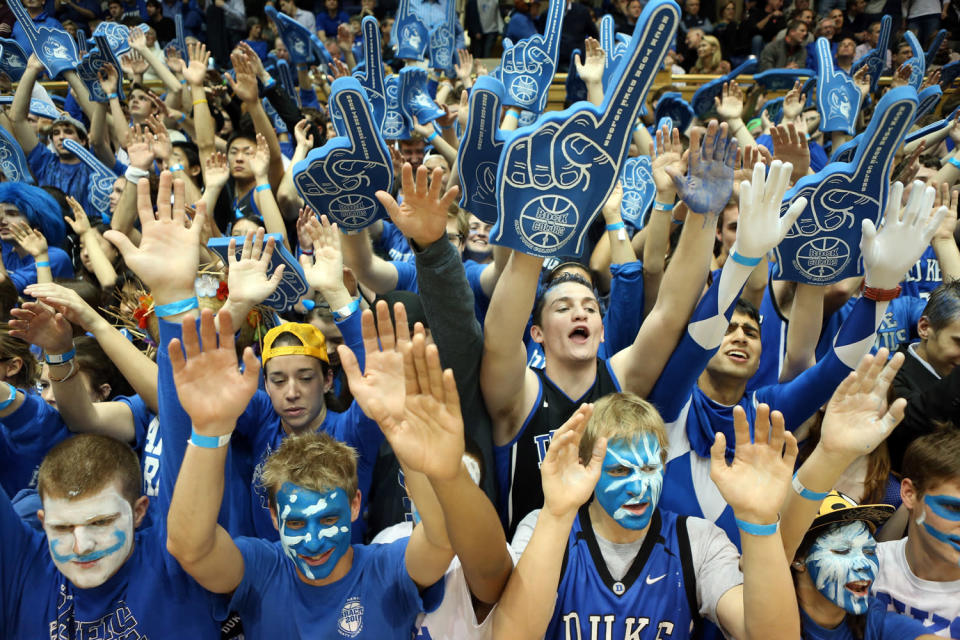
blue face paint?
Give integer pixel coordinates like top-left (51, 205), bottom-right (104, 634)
top-left (50, 530), bottom-right (127, 563)
top-left (276, 482), bottom-right (353, 581)
top-left (918, 495), bottom-right (960, 565)
top-left (594, 433), bottom-right (663, 531)
top-left (805, 521), bottom-right (878, 614)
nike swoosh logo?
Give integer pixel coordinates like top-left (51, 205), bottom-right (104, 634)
top-left (645, 574), bottom-right (666, 585)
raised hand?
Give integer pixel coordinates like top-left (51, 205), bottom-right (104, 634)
top-left (496, 0), bottom-right (565, 112)
top-left (733, 145), bottom-right (771, 192)
top-left (9, 301), bottom-right (73, 353)
top-left (296, 206), bottom-right (317, 253)
top-left (293, 118), bottom-right (315, 151)
top-left (251, 132), bottom-right (270, 180)
top-left (377, 163), bottom-right (460, 247)
top-left (781, 80), bottom-right (805, 122)
top-left (890, 63), bottom-right (913, 90)
top-left (8, 219), bottom-right (48, 257)
top-left (22, 282), bottom-right (104, 332)
top-left (770, 121), bottom-right (809, 182)
top-left (226, 49), bottom-right (259, 104)
top-left (454, 48), bottom-right (474, 87)
top-left (168, 309), bottom-right (260, 434)
top-left (573, 37), bottom-right (605, 88)
top-left (183, 42), bottom-right (209, 86)
top-left (122, 50), bottom-right (149, 76)
top-left (651, 123), bottom-right (685, 194)
top-left (816, 36), bottom-right (862, 135)
top-left (668, 120), bottom-right (737, 215)
top-left (146, 115), bottom-right (172, 163)
top-left (127, 25), bottom-right (147, 52)
top-left (299, 214), bottom-right (346, 294)
top-left (204, 152), bottom-right (229, 191)
top-left (714, 81), bottom-right (744, 122)
top-left (125, 126), bottom-right (155, 171)
top-left (64, 196), bottom-right (93, 235)
top-left (97, 62), bottom-right (119, 95)
top-left (931, 181), bottom-right (959, 244)
top-left (541, 404), bottom-right (605, 519)
top-left (710, 404), bottom-right (797, 525)
top-left (226, 229), bottom-right (286, 308)
top-left (165, 45), bottom-right (184, 74)
top-left (861, 180), bottom-right (946, 289)
top-left (732, 160), bottom-right (806, 260)
top-left (853, 65), bottom-right (871, 100)
top-left (817, 348), bottom-right (906, 463)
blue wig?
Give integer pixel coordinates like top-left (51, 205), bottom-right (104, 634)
top-left (0, 183), bottom-right (66, 247)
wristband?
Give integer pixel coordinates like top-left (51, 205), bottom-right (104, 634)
top-left (300, 248), bottom-right (314, 256)
top-left (426, 131), bottom-right (439, 143)
top-left (653, 200), bottom-right (675, 211)
top-left (45, 348), bottom-right (76, 365)
top-left (440, 123), bottom-right (453, 130)
top-left (862, 284), bottom-right (901, 302)
top-left (671, 217), bottom-right (684, 225)
top-left (949, 157), bottom-right (960, 169)
top-left (176, 112), bottom-right (186, 123)
top-left (47, 359), bottom-right (78, 383)
top-left (504, 109), bottom-right (519, 120)
top-left (332, 298), bottom-right (360, 321)
top-left (605, 222), bottom-right (625, 231)
top-left (189, 430), bottom-right (232, 448)
top-left (735, 516), bottom-right (779, 537)
top-left (255, 183), bottom-right (272, 193)
top-left (0, 382), bottom-right (16, 411)
top-left (108, 92), bottom-right (119, 100)
top-left (35, 260), bottom-right (51, 269)
top-left (179, 78), bottom-right (187, 85)
top-left (192, 98), bottom-right (208, 106)
top-left (154, 296), bottom-right (199, 317)
top-left (263, 77), bottom-right (277, 91)
top-left (169, 163), bottom-right (184, 173)
top-left (792, 473), bottom-right (830, 501)
top-left (729, 251), bottom-right (762, 267)
top-left (125, 166), bottom-right (150, 183)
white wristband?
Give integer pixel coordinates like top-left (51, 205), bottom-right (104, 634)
top-left (125, 166), bottom-right (150, 184)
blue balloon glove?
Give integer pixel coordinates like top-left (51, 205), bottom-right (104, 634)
top-left (399, 66), bottom-right (444, 125)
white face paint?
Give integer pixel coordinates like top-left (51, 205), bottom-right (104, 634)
top-left (42, 487), bottom-right (135, 589)
top-left (804, 521), bottom-right (878, 614)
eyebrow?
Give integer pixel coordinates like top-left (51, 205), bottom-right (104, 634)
top-left (47, 511), bottom-right (121, 526)
top-left (550, 296), bottom-right (598, 306)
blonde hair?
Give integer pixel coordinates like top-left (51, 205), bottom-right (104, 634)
top-left (692, 35), bottom-right (723, 73)
top-left (260, 432), bottom-right (358, 507)
top-left (579, 392), bottom-right (669, 462)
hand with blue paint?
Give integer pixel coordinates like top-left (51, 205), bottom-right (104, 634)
top-left (710, 404), bottom-right (798, 525)
top-left (667, 120), bottom-right (737, 216)
top-left (815, 36), bottom-right (863, 135)
top-left (497, 0), bottom-right (565, 112)
top-left (861, 180), bottom-right (946, 289)
top-left (540, 404), bottom-right (605, 520)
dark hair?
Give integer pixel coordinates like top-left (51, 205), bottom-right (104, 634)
top-left (0, 329), bottom-right (38, 388)
top-left (172, 141), bottom-right (200, 169)
top-left (787, 17), bottom-right (806, 31)
top-left (226, 128), bottom-right (258, 152)
top-left (733, 298), bottom-right (761, 327)
top-left (74, 336), bottom-right (134, 400)
top-left (532, 271), bottom-right (596, 327)
top-left (921, 281), bottom-right (960, 331)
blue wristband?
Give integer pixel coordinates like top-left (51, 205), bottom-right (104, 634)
top-left (504, 109), bottom-right (519, 120)
top-left (949, 157), bottom-right (960, 169)
top-left (35, 260), bottom-right (51, 269)
top-left (45, 348), bottom-right (76, 365)
top-left (255, 183), bottom-right (272, 193)
top-left (653, 200), bottom-right (675, 211)
top-left (332, 298), bottom-right (360, 321)
top-left (792, 473), bottom-right (830, 501)
top-left (426, 131), bottom-right (439, 143)
top-left (108, 92), bottom-right (119, 100)
top-left (176, 112), bottom-right (186, 123)
top-left (179, 78), bottom-right (187, 85)
top-left (606, 221), bottom-right (626, 232)
top-left (0, 382), bottom-right (16, 411)
top-left (189, 429), bottom-right (232, 448)
top-left (735, 516), bottom-right (779, 537)
top-left (263, 77), bottom-right (277, 91)
top-left (154, 296), bottom-right (199, 317)
top-left (729, 251), bottom-right (762, 267)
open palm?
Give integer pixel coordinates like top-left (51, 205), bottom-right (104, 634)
top-left (542, 405), bottom-right (604, 518)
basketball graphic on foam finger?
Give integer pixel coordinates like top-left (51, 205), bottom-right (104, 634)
top-left (517, 195), bottom-right (579, 252)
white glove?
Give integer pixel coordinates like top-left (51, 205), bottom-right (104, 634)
top-left (862, 180), bottom-right (946, 290)
top-left (730, 160), bottom-right (807, 261)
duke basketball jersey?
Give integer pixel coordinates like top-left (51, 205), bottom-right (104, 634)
top-left (497, 360), bottom-right (621, 537)
top-left (546, 506), bottom-right (700, 640)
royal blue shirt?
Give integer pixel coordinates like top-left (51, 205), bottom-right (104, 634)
top-left (27, 144), bottom-right (97, 218)
top-left (0, 393), bottom-right (69, 497)
top-left (316, 9), bottom-right (350, 37)
top-left (1, 240), bottom-right (73, 294)
top-left (800, 598), bottom-right (932, 640)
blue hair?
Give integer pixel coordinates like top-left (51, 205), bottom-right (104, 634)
top-left (0, 183), bottom-right (66, 247)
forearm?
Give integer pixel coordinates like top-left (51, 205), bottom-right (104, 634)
top-left (831, 130), bottom-right (852, 150)
top-left (82, 231), bottom-right (119, 288)
top-left (110, 180), bottom-right (140, 237)
top-left (108, 96), bottom-right (129, 145)
top-left (741, 528), bottom-right (800, 639)
top-left (780, 282), bottom-right (824, 383)
top-left (930, 150), bottom-right (960, 186)
top-left (244, 100), bottom-right (284, 188)
top-left (492, 511), bottom-right (572, 640)
top-left (252, 180), bottom-right (291, 251)
top-left (642, 210), bottom-right (672, 316)
top-left (90, 317), bottom-right (159, 412)
top-left (191, 85), bottom-right (216, 155)
top-left (138, 46), bottom-right (181, 93)
top-left (10, 66), bottom-right (39, 151)
top-left (933, 236), bottom-right (960, 281)
top-left (428, 132), bottom-right (457, 168)
top-left (63, 71), bottom-right (97, 119)
top-left (782, 446), bottom-right (852, 560)
top-left (727, 117), bottom-right (757, 149)
top-left (585, 80), bottom-right (603, 107)
top-left (742, 257), bottom-right (767, 309)
top-left (169, 166), bottom-right (202, 204)
top-left (339, 230), bottom-right (399, 293)
top-left (167, 441), bottom-right (229, 562)
top-left (34, 252), bottom-right (52, 284)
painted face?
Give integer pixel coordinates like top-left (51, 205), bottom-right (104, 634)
top-left (595, 433), bottom-right (664, 530)
top-left (42, 486), bottom-right (135, 589)
top-left (917, 494), bottom-right (960, 566)
top-left (276, 483), bottom-right (352, 581)
top-left (805, 521), bottom-right (878, 614)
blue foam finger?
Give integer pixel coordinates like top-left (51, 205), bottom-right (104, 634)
top-left (829, 133), bottom-right (860, 163)
top-left (76, 36), bottom-right (126, 103)
top-left (904, 106), bottom-right (960, 146)
top-left (309, 32), bottom-right (334, 66)
top-left (774, 86), bottom-right (918, 285)
top-left (497, 0), bottom-right (566, 113)
top-left (63, 139), bottom-right (117, 222)
top-left (207, 235), bottom-right (309, 311)
top-left (381, 74), bottom-right (411, 140)
top-left (428, 0), bottom-right (457, 72)
top-left (394, 0), bottom-right (429, 61)
top-left (941, 60), bottom-right (960, 88)
top-left (518, 110), bottom-right (537, 127)
top-left (266, 6), bottom-right (315, 65)
top-left (0, 37), bottom-right (28, 80)
top-left (815, 37), bottom-right (862, 135)
top-left (173, 14), bottom-right (188, 61)
top-left (690, 56), bottom-right (756, 118)
top-left (924, 29), bottom-right (946, 68)
top-left (399, 66), bottom-right (444, 125)
top-left (264, 99), bottom-right (288, 135)
top-left (457, 76), bottom-right (508, 224)
top-left (851, 15), bottom-right (890, 96)
top-left (915, 85), bottom-right (942, 120)
top-left (90, 22), bottom-right (148, 58)
top-left (0, 123), bottom-right (34, 183)
top-left (654, 92), bottom-right (693, 134)
top-left (0, 95), bottom-right (61, 120)
top-left (293, 77), bottom-right (394, 232)
top-left (619, 155), bottom-right (655, 229)
top-left (492, 0), bottom-right (679, 258)
top-left (352, 16), bottom-right (386, 131)
top-left (277, 59), bottom-right (297, 102)
top-left (753, 68), bottom-right (815, 91)
top-left (9, 0), bottom-right (77, 78)
top-left (77, 30), bottom-right (87, 55)
top-left (902, 31), bottom-right (925, 92)
top-left (600, 14), bottom-right (629, 91)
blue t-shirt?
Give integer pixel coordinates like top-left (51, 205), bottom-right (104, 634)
top-left (316, 9), bottom-right (350, 37)
top-left (0, 393), bottom-right (70, 497)
top-left (1, 240), bottom-right (74, 294)
top-left (800, 598), bottom-right (932, 640)
top-left (392, 258), bottom-right (492, 327)
top-left (816, 295), bottom-right (926, 361)
top-left (230, 536), bottom-right (428, 639)
top-left (27, 144), bottom-right (98, 219)
top-left (899, 245), bottom-right (942, 299)
top-left (377, 221), bottom-right (415, 263)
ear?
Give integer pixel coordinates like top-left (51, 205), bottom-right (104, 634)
top-left (189, 164), bottom-right (202, 178)
top-left (96, 383), bottom-right (112, 402)
top-left (5, 356), bottom-right (23, 378)
top-left (790, 560), bottom-right (806, 573)
top-left (901, 477), bottom-right (918, 511)
top-left (132, 495), bottom-right (150, 528)
top-left (530, 323), bottom-right (544, 345)
top-left (37, 509), bottom-right (44, 527)
top-left (350, 489), bottom-right (362, 522)
top-left (323, 367), bottom-right (335, 393)
top-left (917, 315), bottom-right (930, 340)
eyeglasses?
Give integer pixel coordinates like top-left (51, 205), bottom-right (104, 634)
top-left (447, 233), bottom-right (464, 244)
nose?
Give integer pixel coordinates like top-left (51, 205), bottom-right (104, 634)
top-left (73, 527), bottom-right (97, 556)
top-left (284, 379), bottom-right (301, 400)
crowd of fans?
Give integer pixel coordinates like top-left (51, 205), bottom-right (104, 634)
top-left (0, 0), bottom-right (959, 638)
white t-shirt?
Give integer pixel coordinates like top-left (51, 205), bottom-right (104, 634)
top-left (373, 521), bottom-right (518, 640)
top-left (873, 537), bottom-right (960, 638)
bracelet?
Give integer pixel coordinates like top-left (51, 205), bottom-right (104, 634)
top-left (440, 123), bottom-right (453, 130)
top-left (504, 109), bottom-right (519, 120)
top-left (255, 183), bottom-right (272, 193)
top-left (792, 473), bottom-right (830, 501)
top-left (125, 166), bottom-right (150, 183)
top-left (426, 131), bottom-right (439, 143)
top-left (47, 359), bottom-right (78, 383)
top-left (179, 78), bottom-right (187, 85)
top-left (176, 112), bottom-right (186, 123)
top-left (300, 248), bottom-right (314, 256)
top-left (332, 298), bottom-right (360, 321)
top-left (671, 217), bottom-right (684, 225)
top-left (729, 251), bottom-right (762, 267)
top-left (189, 430), bottom-right (232, 448)
top-left (154, 296), bottom-right (199, 317)
top-left (653, 200), bottom-right (675, 211)
top-left (169, 163), bottom-right (184, 172)
top-left (862, 284), bottom-right (901, 302)
top-left (949, 156), bottom-right (960, 169)
top-left (192, 98), bottom-right (208, 106)
top-left (44, 347), bottom-right (76, 365)
top-left (605, 221), bottom-right (625, 231)
top-left (108, 92), bottom-right (119, 100)
top-left (263, 77), bottom-right (276, 91)
top-left (735, 515), bottom-right (780, 537)
top-left (0, 382), bottom-right (17, 411)
top-left (35, 260), bottom-right (51, 269)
